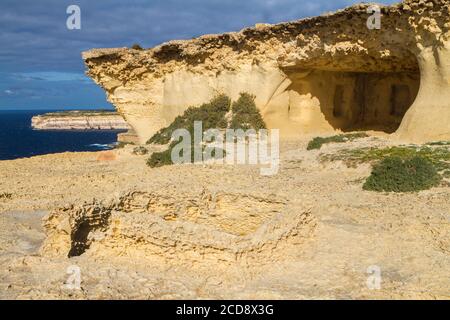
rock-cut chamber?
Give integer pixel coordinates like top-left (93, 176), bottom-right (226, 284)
top-left (281, 53), bottom-right (420, 134)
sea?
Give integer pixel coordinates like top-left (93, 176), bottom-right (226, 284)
top-left (0, 110), bottom-right (127, 161)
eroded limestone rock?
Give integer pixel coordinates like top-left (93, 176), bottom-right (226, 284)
top-left (41, 190), bottom-right (315, 265)
top-left (83, 0), bottom-right (450, 143)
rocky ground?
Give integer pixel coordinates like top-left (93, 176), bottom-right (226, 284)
top-left (0, 135), bottom-right (449, 299)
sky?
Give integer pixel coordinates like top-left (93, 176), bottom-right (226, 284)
top-left (0, 0), bottom-right (398, 110)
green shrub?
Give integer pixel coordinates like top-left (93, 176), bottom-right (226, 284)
top-left (146, 149), bottom-right (173, 168)
top-left (132, 146), bottom-right (148, 155)
top-left (230, 93), bottom-right (266, 130)
top-left (147, 94), bottom-right (231, 145)
top-left (203, 147), bottom-right (226, 161)
top-left (363, 156), bottom-right (441, 192)
top-left (307, 132), bottom-right (368, 150)
top-left (320, 145), bottom-right (450, 173)
top-left (131, 44), bottom-right (143, 50)
top-left (146, 93), bottom-right (264, 168)
top-left (307, 137), bottom-right (327, 150)
top-left (426, 141), bottom-right (450, 146)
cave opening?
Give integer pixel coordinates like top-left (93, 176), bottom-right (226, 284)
top-left (283, 62), bottom-right (420, 134)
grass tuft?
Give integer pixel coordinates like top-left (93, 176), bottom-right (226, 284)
top-left (426, 141), bottom-right (450, 146)
top-left (146, 148), bottom-right (173, 167)
top-left (307, 132), bottom-right (369, 150)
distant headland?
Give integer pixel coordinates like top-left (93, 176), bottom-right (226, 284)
top-left (31, 110), bottom-right (130, 130)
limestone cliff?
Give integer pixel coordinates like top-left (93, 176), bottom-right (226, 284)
top-left (83, 0), bottom-right (450, 144)
top-left (31, 111), bottom-right (129, 130)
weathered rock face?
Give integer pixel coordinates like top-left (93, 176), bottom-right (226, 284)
top-left (83, 0), bottom-right (450, 144)
top-left (41, 190), bottom-right (315, 264)
top-left (32, 111), bottom-right (129, 130)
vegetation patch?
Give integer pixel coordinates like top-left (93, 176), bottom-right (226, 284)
top-left (132, 146), bottom-right (148, 155)
top-left (321, 145), bottom-right (450, 192)
top-left (146, 148), bottom-right (173, 168)
top-left (426, 141), bottom-right (450, 146)
top-left (307, 132), bottom-right (368, 150)
top-left (131, 44), bottom-right (144, 50)
top-left (146, 93), bottom-right (265, 168)
top-left (146, 144), bottom-right (226, 168)
top-left (321, 145), bottom-right (450, 172)
top-left (363, 156), bottom-right (441, 192)
top-left (230, 93), bottom-right (266, 131)
top-left (147, 94), bottom-right (231, 145)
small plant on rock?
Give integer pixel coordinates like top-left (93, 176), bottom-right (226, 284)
top-left (131, 43), bottom-right (144, 50)
top-left (307, 132), bottom-right (368, 150)
top-left (132, 146), bottom-right (148, 155)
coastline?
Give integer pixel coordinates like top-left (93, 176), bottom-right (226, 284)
top-left (31, 110), bottom-right (129, 130)
top-left (0, 110), bottom-right (126, 161)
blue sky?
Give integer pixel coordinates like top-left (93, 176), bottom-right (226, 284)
top-left (0, 0), bottom-right (397, 110)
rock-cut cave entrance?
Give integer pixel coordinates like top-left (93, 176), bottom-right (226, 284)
top-left (283, 60), bottom-right (420, 134)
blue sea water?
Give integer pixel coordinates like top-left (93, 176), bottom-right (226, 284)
top-left (0, 110), bottom-right (126, 160)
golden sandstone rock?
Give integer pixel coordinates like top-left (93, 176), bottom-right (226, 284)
top-left (83, 0), bottom-right (450, 144)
